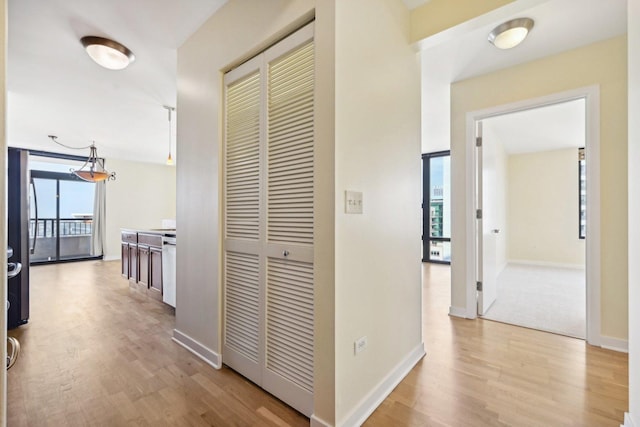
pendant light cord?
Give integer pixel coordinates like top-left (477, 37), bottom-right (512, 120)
top-left (164, 106), bottom-right (175, 165)
top-left (48, 135), bottom-right (93, 150)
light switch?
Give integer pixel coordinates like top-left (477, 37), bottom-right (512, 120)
top-left (345, 191), bottom-right (363, 214)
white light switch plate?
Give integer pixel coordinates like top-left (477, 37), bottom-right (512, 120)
top-left (354, 336), bottom-right (368, 355)
top-left (345, 191), bottom-right (363, 214)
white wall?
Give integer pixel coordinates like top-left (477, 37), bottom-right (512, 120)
top-left (177, 1), bottom-right (423, 424)
top-left (0, 0), bottom-right (7, 423)
top-left (421, 57), bottom-right (450, 153)
top-left (450, 36), bottom-right (628, 341)
top-left (334, 0), bottom-right (424, 424)
top-left (507, 148), bottom-right (585, 267)
top-left (104, 158), bottom-right (176, 260)
top-left (175, 1), bottom-right (338, 424)
top-left (627, 0), bottom-right (639, 425)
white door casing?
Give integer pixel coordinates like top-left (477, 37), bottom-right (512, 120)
top-left (465, 86), bottom-right (601, 346)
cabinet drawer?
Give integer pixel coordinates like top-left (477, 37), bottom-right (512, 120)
top-left (138, 233), bottom-right (162, 248)
top-left (122, 231), bottom-right (137, 244)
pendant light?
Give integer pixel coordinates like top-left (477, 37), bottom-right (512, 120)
top-left (48, 135), bottom-right (116, 182)
top-left (80, 36), bottom-right (135, 70)
top-left (164, 105), bottom-right (175, 165)
top-left (488, 18), bottom-right (534, 49)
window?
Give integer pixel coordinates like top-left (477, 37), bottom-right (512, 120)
top-left (29, 153), bottom-right (102, 263)
top-left (579, 148), bottom-right (586, 239)
top-left (422, 151), bottom-right (451, 263)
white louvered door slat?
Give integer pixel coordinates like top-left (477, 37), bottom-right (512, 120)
top-left (222, 57), bottom-right (263, 385)
top-left (266, 258), bottom-right (314, 392)
top-left (225, 70), bottom-right (261, 242)
top-left (262, 30), bottom-right (314, 416)
top-left (267, 41), bottom-right (314, 247)
top-left (222, 22), bottom-right (314, 417)
top-left (225, 252), bottom-right (260, 361)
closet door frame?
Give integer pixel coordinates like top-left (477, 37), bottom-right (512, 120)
top-left (221, 22), bottom-right (315, 417)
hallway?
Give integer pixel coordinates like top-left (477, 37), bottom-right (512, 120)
top-left (7, 261), bottom-right (628, 426)
top-left (365, 263), bottom-right (626, 426)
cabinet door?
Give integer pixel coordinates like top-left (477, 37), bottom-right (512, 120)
top-left (149, 247), bottom-right (163, 297)
top-left (129, 244), bottom-right (138, 282)
top-left (138, 245), bottom-right (149, 287)
top-left (121, 243), bottom-right (129, 277)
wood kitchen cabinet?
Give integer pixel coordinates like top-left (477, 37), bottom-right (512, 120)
top-left (121, 231), bottom-right (138, 282)
top-left (138, 245), bottom-right (149, 288)
top-left (121, 243), bottom-right (129, 277)
top-left (149, 246), bottom-right (163, 297)
top-left (122, 231), bottom-right (164, 302)
top-left (129, 244), bottom-right (138, 282)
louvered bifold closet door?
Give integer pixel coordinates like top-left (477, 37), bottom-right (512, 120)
top-left (222, 55), bottom-right (264, 385)
top-left (222, 22), bottom-right (315, 418)
top-left (262, 25), bottom-right (315, 417)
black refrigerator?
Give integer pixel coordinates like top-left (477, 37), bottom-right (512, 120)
top-left (7, 147), bottom-right (31, 329)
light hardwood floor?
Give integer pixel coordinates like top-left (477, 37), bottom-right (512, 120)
top-left (7, 261), bottom-right (627, 426)
top-left (365, 264), bottom-right (627, 427)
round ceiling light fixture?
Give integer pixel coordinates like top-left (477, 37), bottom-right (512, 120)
top-left (80, 36), bottom-right (135, 70)
top-left (488, 18), bottom-right (534, 49)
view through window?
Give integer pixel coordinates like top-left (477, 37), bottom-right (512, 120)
top-left (422, 151), bottom-right (451, 263)
top-left (29, 156), bottom-right (99, 263)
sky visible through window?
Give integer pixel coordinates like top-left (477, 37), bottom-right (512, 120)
top-left (30, 160), bottom-right (95, 219)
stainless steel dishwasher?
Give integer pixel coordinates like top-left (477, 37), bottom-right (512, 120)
top-left (161, 236), bottom-right (176, 307)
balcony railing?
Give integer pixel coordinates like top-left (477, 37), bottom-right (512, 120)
top-left (29, 217), bottom-right (93, 238)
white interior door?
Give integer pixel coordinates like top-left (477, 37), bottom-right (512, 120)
top-left (223, 55), bottom-right (263, 385)
top-left (476, 120), bottom-right (498, 315)
top-left (261, 29), bottom-right (315, 415)
top-left (222, 23), bottom-right (314, 417)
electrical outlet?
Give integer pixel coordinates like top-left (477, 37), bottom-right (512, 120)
top-left (354, 336), bottom-right (368, 355)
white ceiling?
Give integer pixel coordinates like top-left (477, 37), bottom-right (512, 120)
top-left (7, 0), bottom-right (627, 163)
top-left (420, 0), bottom-right (626, 153)
top-left (8, 0), bottom-right (227, 163)
top-left (420, 0), bottom-right (627, 83)
top-left (483, 98), bottom-right (585, 155)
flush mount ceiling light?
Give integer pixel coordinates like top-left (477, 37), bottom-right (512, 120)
top-left (488, 18), bottom-right (534, 49)
top-left (49, 135), bottom-right (116, 182)
top-left (80, 36), bottom-right (135, 70)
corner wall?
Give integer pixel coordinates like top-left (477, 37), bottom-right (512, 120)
top-left (450, 36), bottom-right (628, 340)
top-left (627, 0), bottom-right (639, 424)
top-left (334, 0), bottom-right (424, 424)
top-left (410, 0), bottom-right (514, 43)
top-left (0, 0), bottom-right (7, 423)
top-left (507, 148), bottom-right (585, 267)
top-left (175, 1), bottom-right (337, 424)
top-left (104, 158), bottom-right (176, 260)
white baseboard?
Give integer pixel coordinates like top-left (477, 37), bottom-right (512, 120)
top-left (498, 261), bottom-right (508, 275)
top-left (623, 412), bottom-right (637, 427)
top-left (600, 335), bottom-right (629, 353)
top-left (310, 414), bottom-right (332, 427)
top-left (103, 255), bottom-right (120, 261)
top-left (172, 329), bottom-right (222, 369)
top-left (449, 305), bottom-right (468, 318)
top-left (508, 259), bottom-right (585, 270)
top-left (338, 343), bottom-right (426, 427)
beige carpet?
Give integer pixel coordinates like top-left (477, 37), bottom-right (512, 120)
top-left (482, 263), bottom-right (586, 339)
